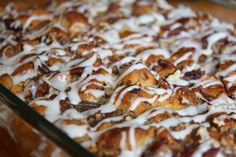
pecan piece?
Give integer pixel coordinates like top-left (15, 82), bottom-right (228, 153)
top-left (75, 101), bottom-right (101, 112)
top-left (36, 80), bottom-right (50, 98)
top-left (202, 148), bottom-right (219, 157)
top-left (87, 110), bottom-right (122, 127)
top-left (153, 59), bottom-right (176, 78)
top-left (12, 62), bottom-right (34, 76)
top-left (183, 69), bottom-right (204, 80)
top-left (46, 27), bottom-right (69, 44)
top-left (59, 98), bottom-right (72, 112)
top-left (38, 63), bottom-right (50, 74)
top-left (70, 67), bottom-right (84, 75)
top-left (47, 58), bottom-right (65, 66)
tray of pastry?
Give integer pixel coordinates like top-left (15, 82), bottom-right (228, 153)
top-left (0, 85), bottom-right (93, 157)
top-left (0, 0), bottom-right (236, 157)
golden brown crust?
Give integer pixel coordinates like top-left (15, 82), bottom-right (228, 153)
top-left (1, 0), bottom-right (236, 157)
top-left (0, 73), bottom-right (13, 90)
top-left (97, 126), bottom-right (156, 157)
top-left (117, 68), bottom-right (157, 87)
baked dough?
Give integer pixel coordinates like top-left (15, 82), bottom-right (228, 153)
top-left (0, 0), bottom-right (236, 156)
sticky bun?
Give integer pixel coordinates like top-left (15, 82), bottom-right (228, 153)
top-left (1, 0), bottom-right (236, 156)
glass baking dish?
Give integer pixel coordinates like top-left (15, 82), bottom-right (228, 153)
top-left (211, 0), bottom-right (236, 8)
top-left (0, 1), bottom-right (235, 157)
top-left (0, 84), bottom-right (95, 157)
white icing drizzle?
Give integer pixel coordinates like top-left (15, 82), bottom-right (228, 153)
top-left (216, 63), bottom-right (236, 77)
top-left (192, 140), bottom-right (216, 157)
top-left (174, 52), bottom-right (192, 66)
top-left (98, 29), bottom-right (120, 44)
top-left (60, 123), bottom-right (88, 139)
top-left (32, 92), bottom-right (67, 122)
top-left (60, 108), bottom-right (85, 119)
top-left (1, 0), bottom-right (236, 156)
top-left (136, 48), bottom-right (170, 61)
top-left (84, 89), bottom-right (105, 98)
top-left (171, 124), bottom-right (198, 140)
top-left (166, 70), bottom-right (189, 86)
top-left (79, 53), bottom-right (97, 67)
top-left (23, 15), bottom-right (53, 32)
top-left (129, 95), bottom-right (157, 111)
top-left (199, 79), bottom-right (222, 88)
top-left (118, 132), bottom-right (133, 157)
top-left (168, 5), bottom-right (196, 19)
top-left (67, 81), bottom-right (81, 105)
top-left (202, 32), bottom-right (228, 55)
top-left (114, 85), bottom-right (140, 107)
top-left (12, 70), bottom-right (38, 85)
top-left (115, 63), bottom-right (149, 86)
top-left (224, 74), bottom-right (236, 88)
top-left (48, 72), bottom-right (70, 91)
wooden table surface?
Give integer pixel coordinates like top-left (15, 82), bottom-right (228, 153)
top-left (0, 0), bottom-right (235, 23)
top-left (0, 0), bottom-right (235, 157)
top-left (169, 0), bottom-right (236, 23)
